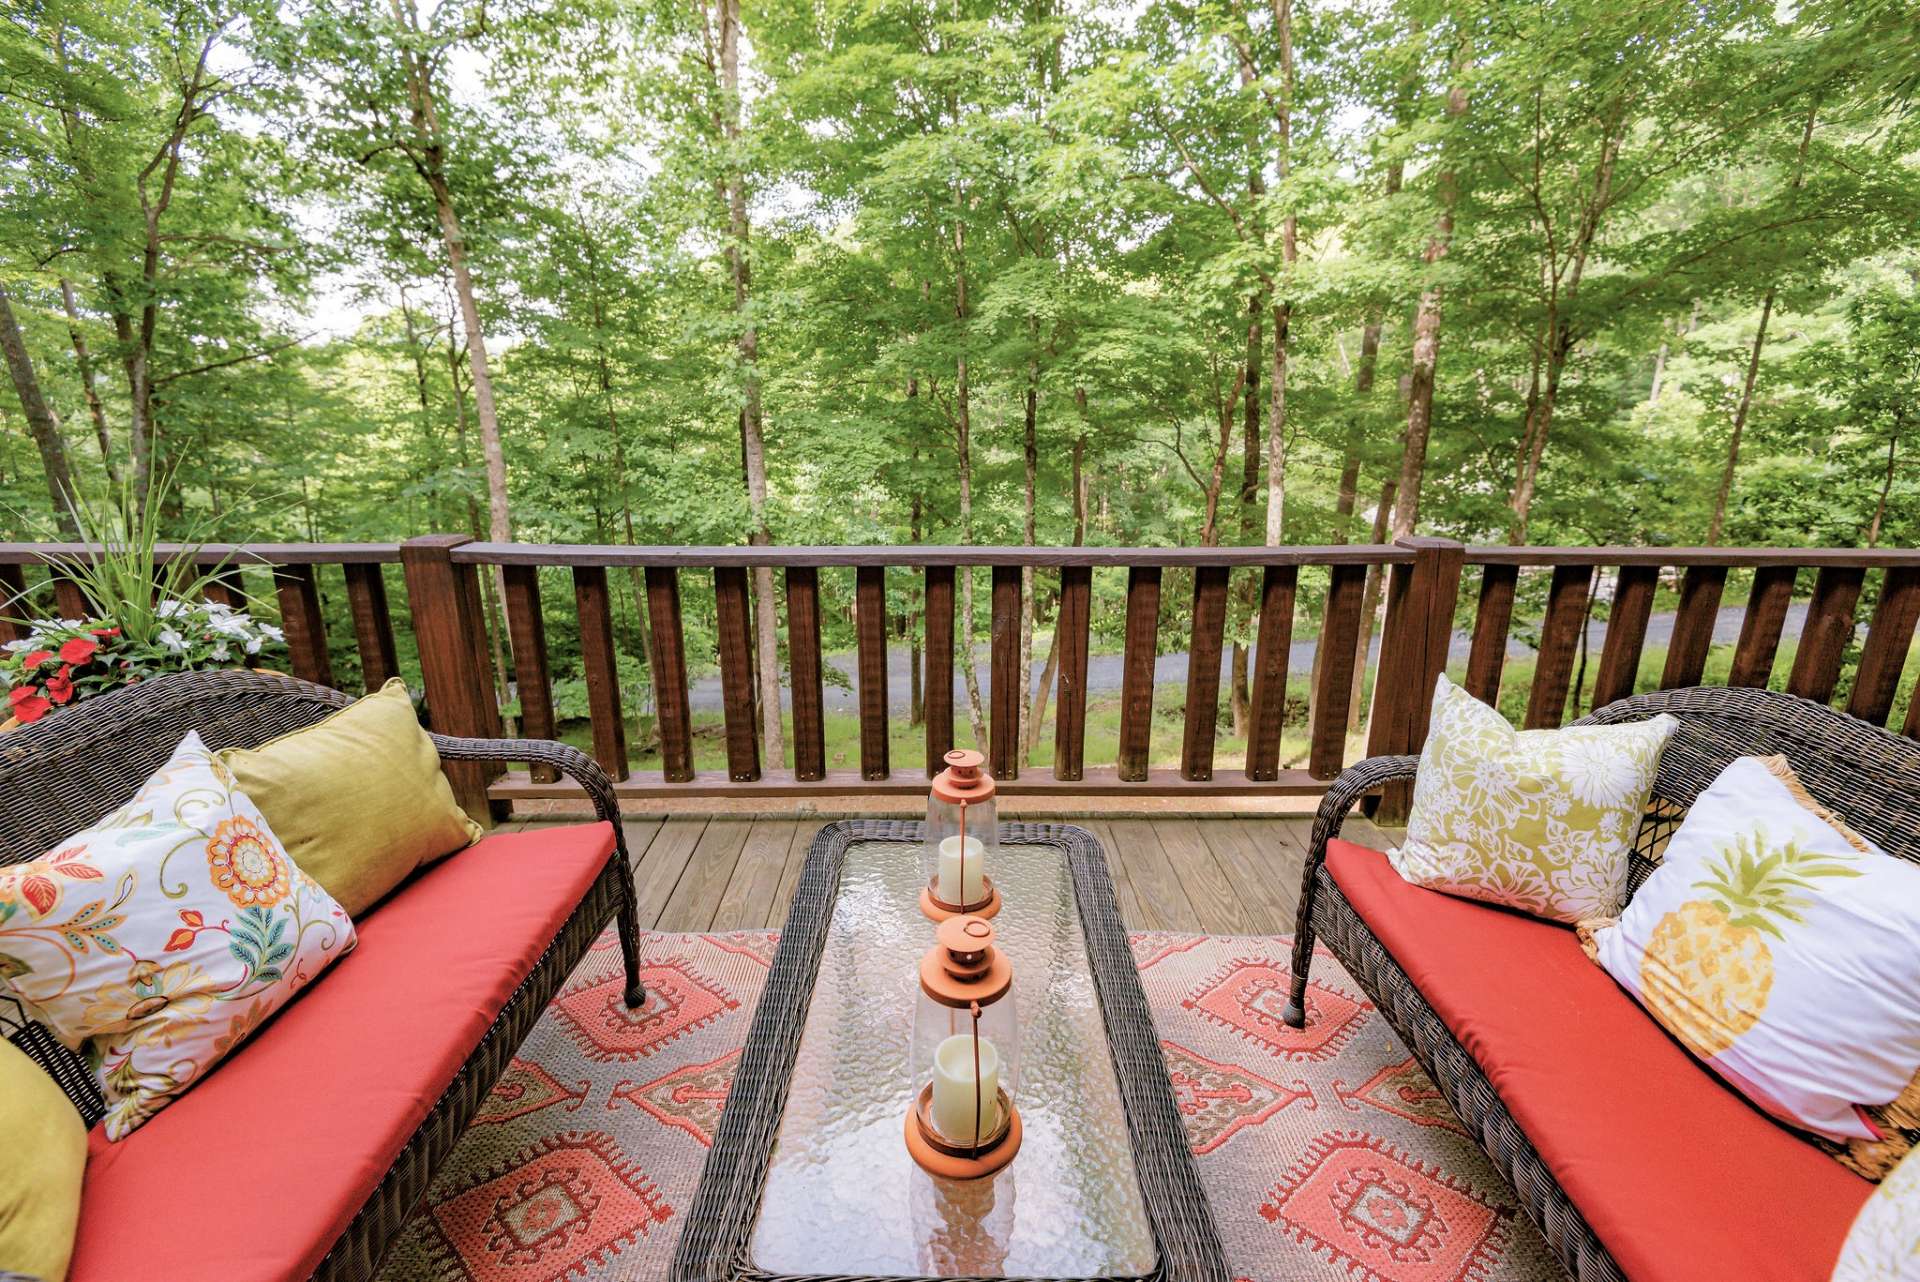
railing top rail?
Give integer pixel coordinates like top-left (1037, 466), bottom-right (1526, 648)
top-left (447, 542), bottom-right (1416, 568)
top-left (1465, 545), bottom-right (1920, 568)
top-left (0, 542), bottom-right (403, 566)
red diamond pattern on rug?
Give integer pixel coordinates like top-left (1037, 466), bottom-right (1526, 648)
top-left (471, 1058), bottom-right (590, 1128)
top-left (381, 928), bottom-right (1559, 1282)
top-left (552, 959), bottom-right (737, 1062)
top-left (1184, 955), bottom-right (1370, 1061)
top-left (1337, 1059), bottom-right (1467, 1136)
top-left (1257, 1131), bottom-right (1511, 1282)
top-left (1163, 1040), bottom-right (1311, 1154)
top-left (422, 1132), bottom-right (671, 1282)
top-left (611, 1050), bottom-right (740, 1148)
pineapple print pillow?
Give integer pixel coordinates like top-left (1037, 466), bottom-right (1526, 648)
top-left (0, 731), bottom-right (355, 1139)
top-left (1388, 675), bottom-right (1677, 923)
top-left (1583, 755), bottom-right (1920, 1168)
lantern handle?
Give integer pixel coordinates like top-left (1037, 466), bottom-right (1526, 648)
top-left (969, 999), bottom-right (983, 1151)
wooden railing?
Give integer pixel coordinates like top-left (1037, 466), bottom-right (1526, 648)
top-left (2, 537), bottom-right (1916, 822)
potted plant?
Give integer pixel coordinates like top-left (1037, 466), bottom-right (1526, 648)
top-left (0, 478), bottom-right (288, 729)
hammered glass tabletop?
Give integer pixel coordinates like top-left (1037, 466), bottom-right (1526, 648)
top-left (748, 836), bottom-right (1158, 1278)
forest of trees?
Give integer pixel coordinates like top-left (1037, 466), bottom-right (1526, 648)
top-left (1, 0), bottom-right (1916, 765)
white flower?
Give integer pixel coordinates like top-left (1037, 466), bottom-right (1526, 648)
top-left (258, 624), bottom-right (284, 643)
top-left (210, 641), bottom-right (230, 663)
top-left (157, 629), bottom-right (186, 654)
top-left (2, 639), bottom-right (32, 654)
top-left (209, 614), bottom-right (251, 639)
top-left (156, 599), bottom-right (191, 619)
top-left (244, 637), bottom-right (261, 655)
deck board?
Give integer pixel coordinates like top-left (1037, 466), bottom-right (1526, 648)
top-left (520, 813), bottom-right (1394, 935)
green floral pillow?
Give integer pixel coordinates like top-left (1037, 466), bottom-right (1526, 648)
top-left (1387, 676), bottom-right (1677, 923)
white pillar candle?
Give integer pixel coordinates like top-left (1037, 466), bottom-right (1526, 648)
top-left (930, 1032), bottom-right (1000, 1144)
top-left (937, 834), bottom-right (986, 906)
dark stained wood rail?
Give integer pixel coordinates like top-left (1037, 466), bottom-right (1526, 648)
top-left (1, 538), bottom-right (1916, 823)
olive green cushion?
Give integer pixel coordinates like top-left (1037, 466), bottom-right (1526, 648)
top-left (0, 1038), bottom-right (86, 1282)
top-left (221, 679), bottom-right (485, 916)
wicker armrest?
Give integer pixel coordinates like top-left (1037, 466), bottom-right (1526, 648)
top-left (428, 735), bottom-right (621, 829)
top-left (1283, 754), bottom-right (1417, 1027)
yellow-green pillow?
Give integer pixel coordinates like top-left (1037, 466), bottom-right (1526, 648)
top-left (221, 679), bottom-right (485, 916)
top-left (0, 1038), bottom-right (86, 1282)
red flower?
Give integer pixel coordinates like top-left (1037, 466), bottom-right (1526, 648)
top-left (8, 685), bottom-right (37, 705)
top-left (45, 666), bottom-right (73, 705)
top-left (10, 692), bottom-right (50, 723)
top-left (57, 637), bottom-right (98, 665)
top-left (91, 627), bottom-right (121, 638)
top-left (21, 650), bottom-right (53, 669)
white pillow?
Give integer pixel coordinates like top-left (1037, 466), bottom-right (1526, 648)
top-left (1585, 755), bottom-right (1920, 1143)
top-left (1831, 1144), bottom-right (1920, 1281)
top-left (0, 731), bottom-right (356, 1138)
top-left (1388, 675), bottom-right (1676, 923)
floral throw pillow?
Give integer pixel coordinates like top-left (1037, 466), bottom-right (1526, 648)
top-left (1387, 675), bottom-right (1677, 923)
top-left (1583, 755), bottom-right (1920, 1170)
top-left (0, 731), bottom-right (355, 1139)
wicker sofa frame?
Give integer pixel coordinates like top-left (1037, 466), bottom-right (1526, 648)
top-left (0, 669), bottom-right (645, 1281)
top-left (1279, 686), bottom-right (1920, 1282)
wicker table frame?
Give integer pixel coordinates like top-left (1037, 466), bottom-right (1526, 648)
top-left (0, 669), bottom-right (645, 1282)
top-left (672, 820), bottom-right (1229, 1282)
top-left (1282, 686), bottom-right (1920, 1282)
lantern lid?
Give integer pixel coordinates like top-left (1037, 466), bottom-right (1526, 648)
top-left (920, 914), bottom-right (1012, 1007)
top-left (931, 748), bottom-right (996, 805)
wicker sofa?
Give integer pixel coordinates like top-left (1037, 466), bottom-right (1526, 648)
top-left (1282, 686), bottom-right (1920, 1282)
top-left (0, 670), bottom-right (645, 1282)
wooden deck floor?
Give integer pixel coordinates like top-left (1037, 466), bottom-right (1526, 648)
top-left (511, 814), bottom-right (1393, 934)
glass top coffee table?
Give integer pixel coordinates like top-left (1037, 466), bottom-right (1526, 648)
top-left (672, 821), bottom-right (1227, 1282)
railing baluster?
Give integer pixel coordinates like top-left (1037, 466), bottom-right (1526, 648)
top-left (645, 566), bottom-right (692, 782)
top-left (1524, 564), bottom-right (1589, 729)
top-left (502, 565), bottom-right (557, 782)
top-left (273, 564), bottom-right (334, 687)
top-left (1116, 565), bottom-right (1162, 782)
top-left (712, 566), bottom-right (760, 782)
top-left (52, 574), bottom-right (87, 621)
top-left (1053, 564), bottom-right (1091, 781)
top-left (786, 566), bottom-right (826, 781)
top-left (0, 564), bottom-right (27, 643)
top-left (1245, 565), bottom-right (1297, 781)
top-left (342, 563), bottom-right (399, 691)
top-left (1728, 564), bottom-right (1797, 688)
top-left (1590, 564), bottom-right (1658, 709)
top-left (989, 565), bottom-right (1022, 779)
top-left (1659, 565), bottom-right (1728, 689)
top-left (201, 565), bottom-right (247, 610)
top-left (1787, 565), bottom-right (1865, 704)
top-left (1181, 565), bottom-right (1230, 781)
top-left (1308, 563), bottom-right (1368, 778)
top-left (1464, 564), bottom-right (1518, 704)
top-left (572, 566), bottom-right (630, 780)
top-left (923, 566), bottom-right (955, 774)
top-left (1848, 567), bottom-right (1920, 726)
top-left (855, 564), bottom-right (889, 780)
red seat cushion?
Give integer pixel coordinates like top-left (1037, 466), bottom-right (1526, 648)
top-left (1324, 838), bottom-right (1870, 1282)
top-left (67, 821), bottom-right (618, 1282)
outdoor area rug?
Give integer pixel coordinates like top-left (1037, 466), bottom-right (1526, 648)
top-left (378, 928), bottom-right (1561, 1282)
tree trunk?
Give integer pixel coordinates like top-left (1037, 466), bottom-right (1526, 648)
top-left (0, 284), bottom-right (79, 536)
top-left (1866, 421), bottom-right (1901, 548)
top-left (1263, 0), bottom-right (1297, 546)
top-left (1026, 432), bottom-right (1085, 756)
top-left (445, 319), bottom-right (511, 722)
top-left (714, 0), bottom-right (784, 768)
top-left (1019, 350), bottom-right (1037, 763)
top-left (1396, 78), bottom-right (1466, 539)
top-left (1708, 107), bottom-right (1816, 546)
top-left (1349, 480), bottom-right (1395, 732)
top-left (909, 479), bottom-right (924, 726)
top-left (58, 278), bottom-right (115, 480)
top-left (1230, 301), bottom-right (1263, 735)
top-left (952, 199), bottom-right (989, 752)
